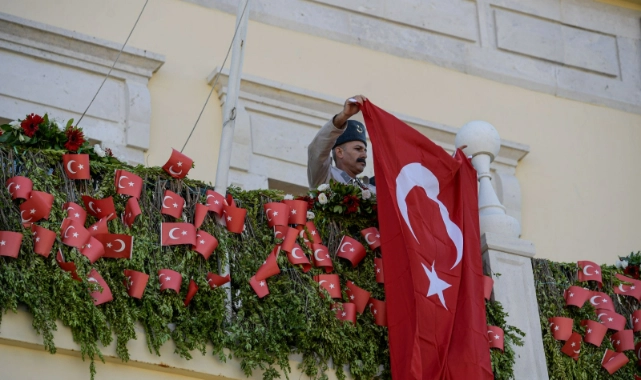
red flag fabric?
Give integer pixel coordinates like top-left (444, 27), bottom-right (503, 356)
top-left (63, 201), bottom-right (87, 225)
top-left (264, 202), bottom-right (290, 227)
top-left (549, 317), bottom-right (574, 341)
top-left (274, 225), bottom-right (288, 241)
top-left (610, 330), bottom-right (634, 352)
top-left (222, 205), bottom-right (246, 234)
top-left (31, 224), bottom-right (56, 258)
top-left (124, 269), bottom-right (148, 299)
top-left (596, 309), bottom-right (626, 331)
top-left (286, 243), bottom-right (311, 272)
top-left (255, 248), bottom-right (280, 281)
top-left (95, 234), bottom-right (133, 259)
top-left (632, 310), bottom-right (641, 332)
top-left (564, 286), bottom-right (590, 308)
top-left (193, 203), bottom-right (208, 229)
top-left (206, 273), bottom-right (230, 289)
top-left (360, 227), bottom-right (381, 250)
top-left (161, 190), bottom-right (184, 219)
top-left (346, 281), bottom-right (371, 314)
top-left (62, 153), bottom-right (91, 180)
top-left (114, 169), bottom-right (143, 198)
top-left (282, 199), bottom-right (307, 225)
top-left (0, 231), bottom-right (23, 258)
top-left (158, 269), bottom-right (182, 292)
top-left (79, 236), bottom-right (105, 264)
top-left (589, 291), bottom-right (615, 311)
top-left (184, 279), bottom-right (198, 306)
top-left (334, 302), bottom-right (357, 324)
top-left (56, 249), bottom-right (80, 281)
top-left (314, 274), bottom-right (341, 299)
top-left (123, 197), bottom-right (141, 228)
top-left (336, 235), bottom-right (367, 267)
top-left (487, 325), bottom-right (504, 351)
top-left (300, 221), bottom-right (322, 248)
top-left (161, 222), bottom-right (196, 246)
top-left (88, 269), bottom-right (112, 305)
top-left (374, 257), bottom-right (384, 283)
top-left (249, 275), bottom-right (269, 298)
top-left (312, 243), bottom-right (334, 273)
top-left (20, 191), bottom-right (53, 224)
top-left (60, 218), bottom-right (91, 249)
top-left (613, 273), bottom-right (641, 300)
top-left (162, 148), bottom-right (193, 179)
top-left (280, 227), bottom-right (299, 253)
top-left (368, 298), bottom-right (387, 326)
top-left (6, 176), bottom-right (33, 200)
top-left (362, 101), bottom-right (492, 379)
top-left (88, 218), bottom-right (109, 237)
top-left (81, 195), bottom-right (116, 221)
top-left (582, 319), bottom-right (608, 346)
top-left (483, 275), bottom-right (493, 301)
top-left (601, 349), bottom-right (629, 375)
top-left (205, 189), bottom-right (225, 216)
top-left (560, 332), bottom-right (582, 361)
top-left (577, 260), bottom-right (602, 285)
top-left (192, 230), bottom-right (218, 260)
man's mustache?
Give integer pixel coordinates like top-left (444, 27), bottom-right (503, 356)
top-left (356, 158), bottom-right (366, 164)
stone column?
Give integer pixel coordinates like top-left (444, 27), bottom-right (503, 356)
top-left (455, 121), bottom-right (548, 380)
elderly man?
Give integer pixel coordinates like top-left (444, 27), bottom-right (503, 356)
top-left (307, 95), bottom-right (375, 193)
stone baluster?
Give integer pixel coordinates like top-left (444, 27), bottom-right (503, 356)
top-left (456, 121), bottom-right (549, 380)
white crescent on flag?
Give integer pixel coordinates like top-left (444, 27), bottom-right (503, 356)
top-left (67, 160), bottom-right (77, 174)
top-left (314, 249), bottom-right (325, 262)
top-left (291, 247), bottom-right (304, 259)
top-left (118, 175), bottom-right (128, 189)
top-left (583, 265), bottom-right (594, 276)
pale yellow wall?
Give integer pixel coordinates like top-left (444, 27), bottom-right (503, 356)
top-left (1, 0), bottom-right (640, 267)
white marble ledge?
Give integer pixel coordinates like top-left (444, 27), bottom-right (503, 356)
top-left (481, 232), bottom-right (536, 258)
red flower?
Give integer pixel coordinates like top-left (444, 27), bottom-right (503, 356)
top-left (343, 195), bottom-right (360, 214)
top-left (64, 126), bottom-right (85, 152)
top-left (20, 113), bottom-right (43, 137)
top-left (104, 148), bottom-right (113, 157)
top-left (624, 265), bottom-right (640, 279)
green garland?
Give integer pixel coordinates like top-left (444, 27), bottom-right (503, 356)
top-left (533, 259), bottom-right (640, 379)
top-left (0, 142), bottom-right (519, 379)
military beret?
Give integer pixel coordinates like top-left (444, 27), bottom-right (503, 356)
top-left (333, 120), bottom-right (367, 149)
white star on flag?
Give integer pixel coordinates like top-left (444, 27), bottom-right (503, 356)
top-left (165, 277), bottom-right (171, 281)
top-left (373, 309), bottom-right (377, 314)
top-left (96, 208), bottom-right (102, 213)
top-left (177, 162), bottom-right (183, 167)
top-left (74, 213), bottom-right (80, 218)
top-left (227, 216), bottom-right (232, 221)
top-left (173, 203), bottom-right (178, 208)
top-left (273, 211), bottom-right (278, 216)
top-left (35, 237), bottom-right (40, 242)
top-left (376, 234), bottom-right (380, 238)
top-left (129, 182), bottom-right (134, 187)
top-left (608, 318), bottom-right (613, 322)
top-left (421, 261), bottom-right (451, 310)
top-left (554, 326), bottom-right (559, 330)
top-left (377, 268), bottom-right (381, 273)
top-left (291, 210), bottom-right (297, 215)
top-left (587, 329), bottom-right (592, 334)
top-left (30, 209), bottom-right (36, 214)
top-left (311, 231), bottom-right (316, 235)
top-left (93, 226), bottom-right (98, 230)
top-left (350, 295), bottom-right (355, 300)
top-left (342, 312), bottom-right (346, 317)
top-left (78, 164), bottom-right (84, 170)
top-left (569, 293), bottom-right (574, 297)
top-left (602, 299), bottom-right (608, 303)
top-left (571, 342), bottom-right (575, 347)
top-left (329, 284), bottom-right (335, 289)
top-left (181, 230), bottom-right (187, 235)
top-left (86, 244), bottom-right (92, 248)
top-left (350, 248), bottom-right (354, 252)
top-left (200, 240), bottom-right (205, 244)
top-left (214, 200), bottom-right (219, 204)
top-left (495, 335), bottom-right (499, 340)
top-left (260, 281), bottom-right (265, 287)
top-left (107, 243), bottom-right (112, 248)
top-left (73, 232), bottom-right (79, 238)
top-left (0, 241), bottom-right (5, 246)
top-left (635, 318), bottom-right (639, 323)
top-left (15, 185), bottom-right (20, 189)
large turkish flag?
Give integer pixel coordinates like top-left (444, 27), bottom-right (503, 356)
top-left (362, 101), bottom-right (492, 379)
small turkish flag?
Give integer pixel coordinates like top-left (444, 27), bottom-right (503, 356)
top-left (368, 298), bottom-right (387, 327)
top-left (62, 153), bottom-right (90, 180)
top-left (20, 190), bottom-right (53, 224)
top-left (60, 218), bottom-right (91, 249)
top-left (560, 332), bottom-right (582, 361)
top-left (161, 190), bottom-right (184, 219)
top-left (56, 249), bottom-right (80, 281)
top-left (6, 176), bottom-right (33, 200)
top-left (564, 286), bottom-right (590, 308)
top-left (274, 225), bottom-right (288, 241)
top-left (301, 221), bottom-right (322, 246)
top-left (374, 257), bottom-right (384, 283)
top-left (88, 218), bottom-right (109, 237)
top-left (314, 274), bottom-right (341, 299)
top-left (334, 302), bottom-right (357, 324)
top-left (205, 190), bottom-right (225, 216)
top-left (124, 269), bottom-right (148, 299)
top-left (123, 197), bottom-right (141, 228)
top-left (582, 319), bottom-right (608, 346)
top-left (206, 273), bottom-right (230, 289)
top-left (88, 268), bottom-right (113, 305)
top-left (596, 309), bottom-right (626, 331)
top-left (360, 227), bottom-right (381, 250)
top-left (632, 310), bottom-right (641, 332)
top-left (63, 201), bottom-right (87, 225)
top-left (483, 275), bottom-right (493, 301)
top-left (602, 349), bottom-right (629, 375)
top-left (337, 235), bottom-right (367, 267)
top-left (0, 231), bottom-right (23, 258)
top-left (613, 273), bottom-right (641, 300)
top-left (162, 148), bottom-right (193, 179)
top-left (250, 275), bottom-right (269, 298)
top-left (264, 202), bottom-right (290, 227)
top-left (95, 234), bottom-right (133, 259)
top-left (589, 291), bottom-right (615, 311)
top-left (610, 329), bottom-right (634, 352)
top-left (577, 260), bottom-right (602, 285)
top-left (31, 224), bottom-right (56, 258)
top-left (255, 247), bottom-right (280, 281)
top-left (184, 279), bottom-right (198, 306)
top-left (193, 203), bottom-right (208, 229)
top-left (158, 269), bottom-right (182, 292)
top-left (79, 236), bottom-right (105, 264)
top-left (282, 199), bottom-right (307, 225)
top-left (114, 169), bottom-right (143, 198)
top-left (548, 316), bottom-right (573, 341)
top-left (286, 243), bottom-right (311, 272)
top-left (81, 195), bottom-right (116, 221)
top-left (312, 243), bottom-right (333, 273)
top-left (222, 205), bottom-right (246, 234)
top-left (346, 281), bottom-right (371, 314)
top-left (161, 222), bottom-right (196, 246)
top-left (192, 230), bottom-right (218, 260)
top-left (487, 325), bottom-right (504, 351)
top-left (280, 227), bottom-right (299, 253)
